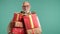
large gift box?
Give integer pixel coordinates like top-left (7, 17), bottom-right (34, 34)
top-left (23, 13), bottom-right (42, 34)
top-left (23, 13), bottom-right (40, 29)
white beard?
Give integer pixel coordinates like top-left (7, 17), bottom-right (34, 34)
top-left (23, 11), bottom-right (30, 13)
top-left (22, 11), bottom-right (31, 15)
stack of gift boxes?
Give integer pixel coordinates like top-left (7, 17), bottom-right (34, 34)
top-left (10, 13), bottom-right (25, 34)
top-left (9, 12), bottom-right (42, 34)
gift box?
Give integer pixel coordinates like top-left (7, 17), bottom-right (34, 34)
top-left (11, 28), bottom-right (25, 34)
top-left (23, 13), bottom-right (40, 29)
top-left (9, 13), bottom-right (26, 34)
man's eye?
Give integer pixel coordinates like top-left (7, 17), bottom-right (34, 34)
top-left (23, 5), bottom-right (29, 7)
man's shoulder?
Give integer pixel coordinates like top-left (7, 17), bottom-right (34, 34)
top-left (14, 12), bottom-right (20, 14)
top-left (31, 11), bottom-right (36, 14)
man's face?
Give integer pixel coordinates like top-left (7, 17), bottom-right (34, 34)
top-left (22, 2), bottom-right (30, 11)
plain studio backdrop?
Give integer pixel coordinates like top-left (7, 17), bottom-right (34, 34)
top-left (0, 0), bottom-right (60, 34)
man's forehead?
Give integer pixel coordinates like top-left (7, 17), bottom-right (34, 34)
top-left (23, 2), bottom-right (30, 6)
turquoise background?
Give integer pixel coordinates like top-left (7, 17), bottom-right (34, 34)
top-left (0, 0), bottom-right (60, 34)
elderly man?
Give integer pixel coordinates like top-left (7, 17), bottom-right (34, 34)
top-left (22, 1), bottom-right (30, 13)
top-left (8, 1), bottom-right (42, 34)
